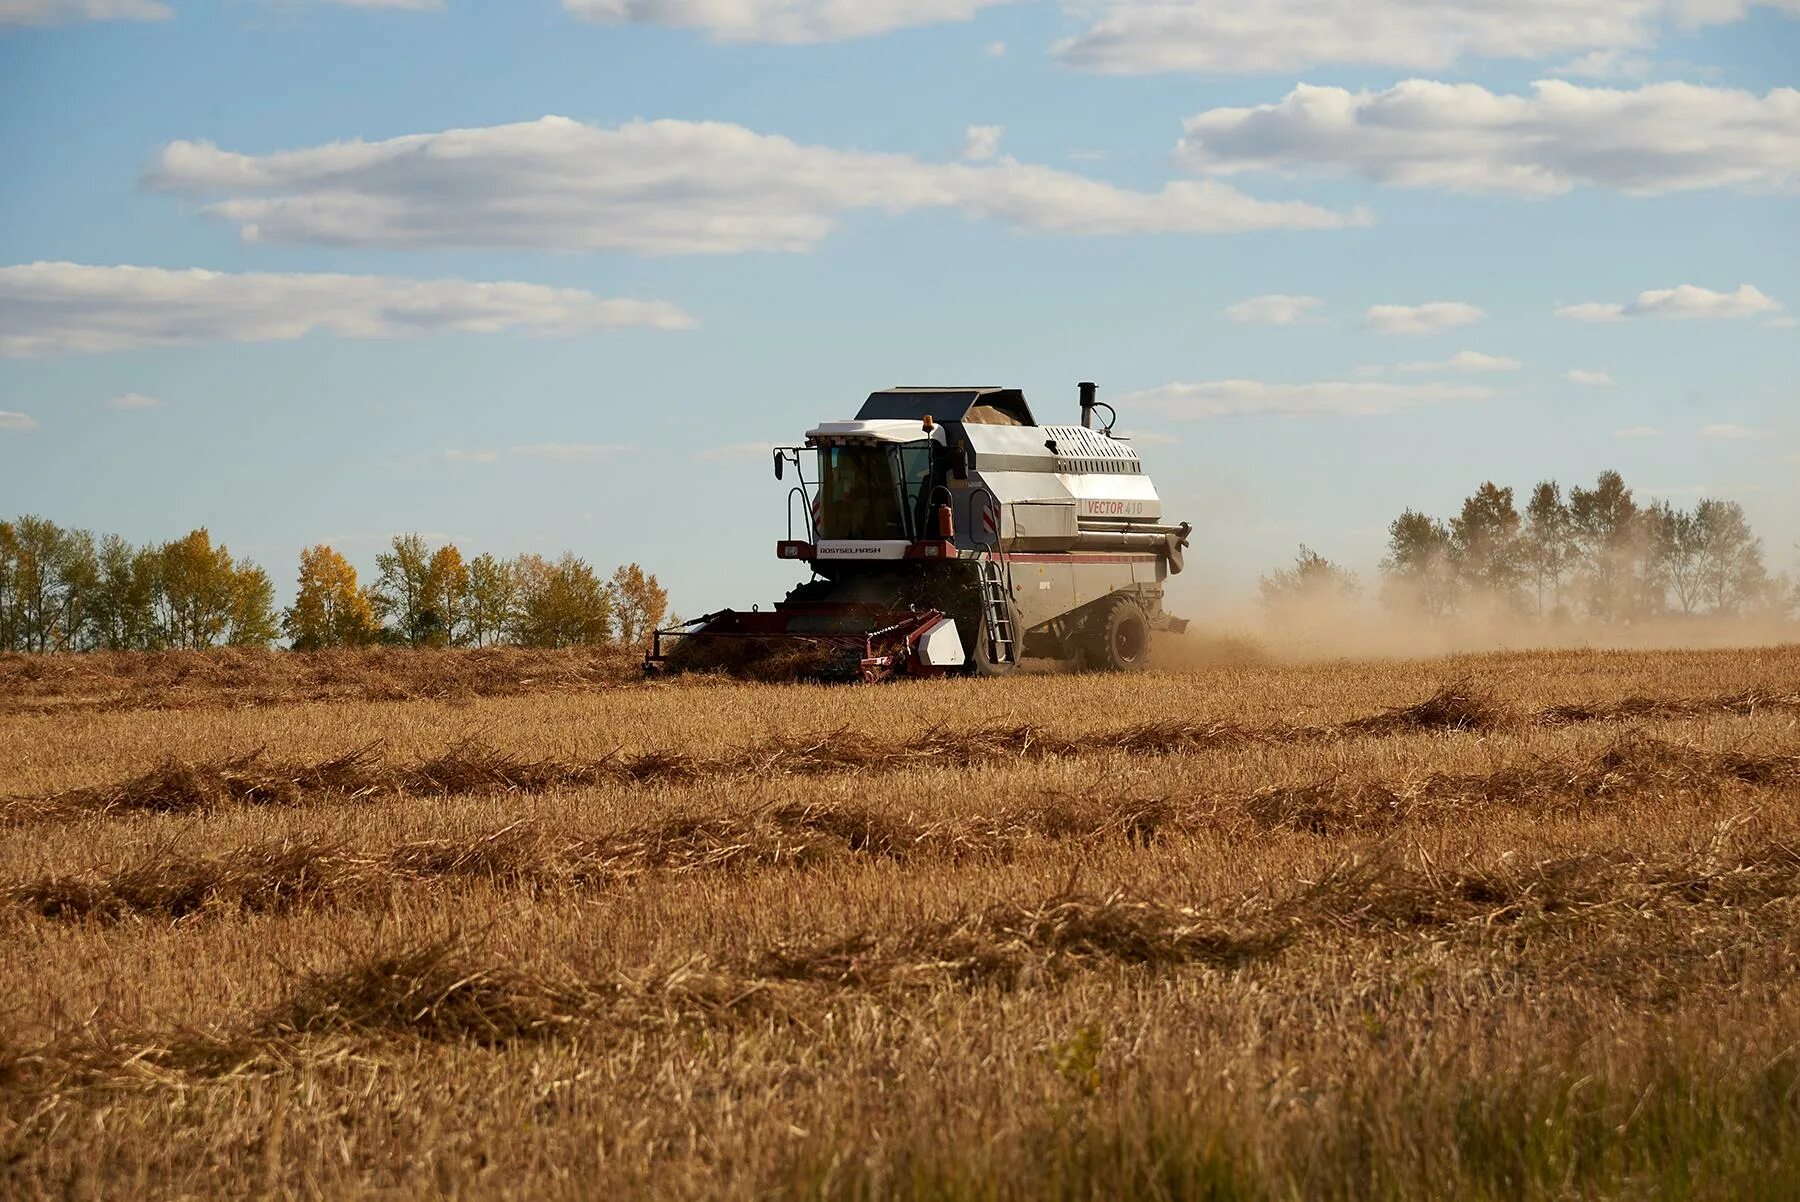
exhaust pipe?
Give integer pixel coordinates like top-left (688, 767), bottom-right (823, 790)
top-left (1079, 381), bottom-right (1097, 429)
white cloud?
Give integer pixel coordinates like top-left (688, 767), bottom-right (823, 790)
top-left (0, 0), bottom-right (169, 27)
top-left (510, 443), bottom-right (634, 460)
top-left (1224, 293), bottom-right (1323, 325)
top-left (1396, 350), bottom-right (1521, 373)
top-left (563, 0), bottom-right (1018, 44)
top-left (1613, 426), bottom-right (1662, 438)
top-left (441, 449), bottom-right (501, 463)
top-left (1565, 369), bottom-right (1616, 385)
top-left (696, 441), bottom-right (778, 462)
top-left (143, 116), bottom-right (1364, 256)
top-left (1557, 283), bottom-right (1782, 322)
top-left (1553, 49), bottom-right (1654, 79)
top-left (1767, 315), bottom-right (1799, 328)
top-left (984, 39), bottom-right (1005, 56)
top-left (1176, 80), bottom-right (1800, 197)
top-left (1364, 301), bottom-right (1485, 335)
top-left (0, 410), bottom-right (38, 431)
top-left (107, 392), bottom-right (161, 409)
top-left (1700, 424), bottom-right (1755, 439)
top-left (1120, 430), bottom-right (1180, 446)
top-left (1114, 378), bottom-right (1491, 418)
top-left (1055, 1), bottom-right (1799, 75)
top-left (0, 262), bottom-right (695, 358)
top-left (961, 124), bottom-right (1004, 162)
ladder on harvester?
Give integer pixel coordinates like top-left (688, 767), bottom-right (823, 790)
top-left (977, 553), bottom-right (1017, 666)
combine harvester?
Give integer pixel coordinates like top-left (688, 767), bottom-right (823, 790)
top-left (647, 381), bottom-right (1191, 681)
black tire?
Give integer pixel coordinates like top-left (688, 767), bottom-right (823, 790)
top-left (1086, 596), bottom-right (1151, 673)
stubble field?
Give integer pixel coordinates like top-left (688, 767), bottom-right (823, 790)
top-left (2, 643), bottom-right (1798, 1199)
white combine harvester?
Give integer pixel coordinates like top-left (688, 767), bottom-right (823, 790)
top-left (646, 381), bottom-right (1191, 681)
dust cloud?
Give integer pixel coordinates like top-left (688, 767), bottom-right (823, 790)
top-left (1157, 598), bottom-right (1799, 667)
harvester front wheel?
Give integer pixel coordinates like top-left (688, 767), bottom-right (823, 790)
top-left (1087, 597), bottom-right (1151, 673)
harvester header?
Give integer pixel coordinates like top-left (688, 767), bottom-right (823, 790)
top-left (648, 381), bottom-right (1190, 681)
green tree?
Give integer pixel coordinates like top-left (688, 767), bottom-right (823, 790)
top-left (1380, 510), bottom-right (1457, 619)
top-left (512, 552), bottom-right (614, 648)
top-left (225, 561), bottom-right (280, 647)
top-left (373, 533), bottom-right (435, 646)
top-left (283, 544), bottom-right (382, 650)
top-left (1645, 501), bottom-right (1706, 616)
top-left (1449, 482), bottom-right (1524, 607)
top-left (609, 562), bottom-right (669, 648)
top-left (1568, 471), bottom-right (1643, 621)
top-left (1259, 545), bottom-right (1359, 612)
top-left (1522, 482), bottom-right (1576, 617)
top-left (6, 516), bottom-right (79, 651)
top-left (1693, 499), bottom-right (1766, 615)
top-left (88, 534), bottom-right (163, 650)
top-left (465, 553), bottom-right (518, 647)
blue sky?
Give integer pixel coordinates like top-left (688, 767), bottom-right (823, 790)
top-left (2, 0), bottom-right (1796, 617)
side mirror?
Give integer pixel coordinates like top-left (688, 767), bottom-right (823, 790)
top-left (773, 449), bottom-right (784, 480)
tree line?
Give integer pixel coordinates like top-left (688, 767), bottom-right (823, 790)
top-left (1263, 470), bottom-right (1797, 622)
top-left (283, 535), bottom-right (668, 651)
top-left (0, 517), bottom-right (667, 652)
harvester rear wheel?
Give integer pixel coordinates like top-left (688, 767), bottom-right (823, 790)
top-left (1086, 596), bottom-right (1151, 673)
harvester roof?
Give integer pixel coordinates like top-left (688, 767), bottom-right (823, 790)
top-left (855, 387), bottom-right (1036, 427)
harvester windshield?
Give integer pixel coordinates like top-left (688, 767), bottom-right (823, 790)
top-left (817, 443), bottom-right (935, 540)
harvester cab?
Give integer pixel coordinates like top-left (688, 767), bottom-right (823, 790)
top-left (646, 381), bottom-right (1191, 682)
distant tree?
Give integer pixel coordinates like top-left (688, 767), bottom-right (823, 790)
top-left (373, 533), bottom-right (435, 646)
top-left (0, 520), bottom-right (16, 651)
top-left (1645, 501), bottom-right (1706, 616)
top-left (226, 562), bottom-right (281, 647)
top-left (1522, 482), bottom-right (1577, 617)
top-left (465, 553), bottom-right (518, 648)
top-left (421, 544), bottom-right (469, 647)
top-left (156, 529), bottom-right (277, 649)
top-left (609, 562), bottom-right (669, 648)
top-left (1693, 499), bottom-right (1766, 615)
top-left (6, 515), bottom-right (78, 651)
top-left (1568, 471), bottom-right (1643, 621)
top-left (1450, 482), bottom-right (1525, 607)
top-left (1380, 510), bottom-right (1457, 619)
top-left (284, 544), bottom-right (381, 650)
top-left (512, 553), bottom-right (614, 648)
top-left (88, 534), bottom-right (162, 650)
top-left (53, 527), bottom-right (99, 651)
top-left (1259, 545), bottom-right (1359, 612)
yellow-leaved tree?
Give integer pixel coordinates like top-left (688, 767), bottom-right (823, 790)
top-left (283, 544), bottom-right (381, 650)
top-left (157, 528), bottom-right (278, 649)
top-left (422, 543), bottom-right (469, 647)
top-left (609, 562), bottom-right (669, 648)
top-left (513, 553), bottom-right (612, 647)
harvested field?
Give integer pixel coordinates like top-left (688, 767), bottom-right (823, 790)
top-left (0, 646), bottom-right (643, 716)
top-left (2, 643), bottom-right (1798, 1199)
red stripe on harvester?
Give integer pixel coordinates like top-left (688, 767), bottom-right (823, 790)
top-left (999, 553), bottom-right (1160, 565)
